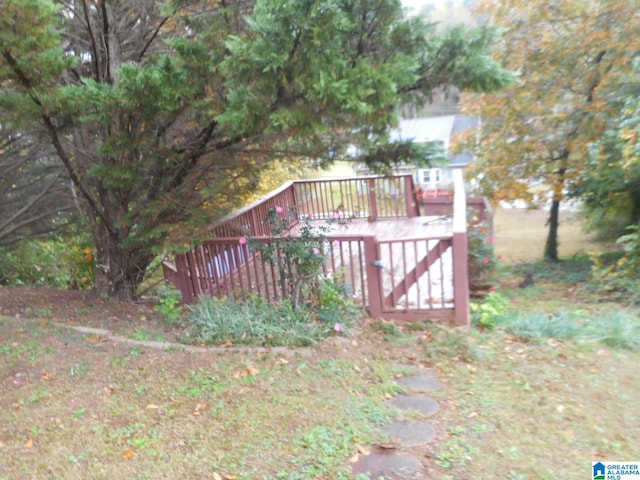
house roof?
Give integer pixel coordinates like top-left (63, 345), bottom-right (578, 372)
top-left (391, 115), bottom-right (479, 167)
top-left (352, 114), bottom-right (479, 170)
top-left (391, 116), bottom-right (457, 147)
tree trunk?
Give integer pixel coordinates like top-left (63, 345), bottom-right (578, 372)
top-left (544, 197), bottom-right (561, 262)
top-left (92, 227), bottom-right (155, 301)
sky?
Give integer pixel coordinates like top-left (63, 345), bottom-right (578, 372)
top-left (401, 0), bottom-right (448, 15)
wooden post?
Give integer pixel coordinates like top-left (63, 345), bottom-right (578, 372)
top-left (452, 169), bottom-right (470, 327)
top-left (363, 236), bottom-right (383, 319)
top-left (175, 253), bottom-right (195, 303)
top-left (404, 174), bottom-right (419, 218)
top-left (368, 178), bottom-right (378, 219)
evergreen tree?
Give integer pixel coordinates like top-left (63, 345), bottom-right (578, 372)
top-left (1, 0), bottom-right (513, 300)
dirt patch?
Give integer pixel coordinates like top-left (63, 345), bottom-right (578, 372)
top-left (0, 286), bottom-right (184, 343)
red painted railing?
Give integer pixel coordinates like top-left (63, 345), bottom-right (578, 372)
top-left (164, 173), bottom-right (472, 325)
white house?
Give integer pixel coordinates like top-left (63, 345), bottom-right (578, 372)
top-left (353, 115), bottom-right (479, 195)
top-left (391, 115), bottom-right (479, 193)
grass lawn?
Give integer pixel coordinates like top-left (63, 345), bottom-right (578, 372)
top-left (1, 208), bottom-right (639, 479)
top-left (494, 207), bottom-right (601, 263)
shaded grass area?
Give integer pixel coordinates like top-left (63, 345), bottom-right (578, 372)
top-left (423, 327), bottom-right (640, 479)
top-left (2, 277), bottom-right (639, 480)
top-left (0, 318), bottom-right (400, 479)
top-left (415, 246), bottom-right (640, 479)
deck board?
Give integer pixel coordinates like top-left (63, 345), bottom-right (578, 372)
top-left (292, 215), bottom-right (452, 239)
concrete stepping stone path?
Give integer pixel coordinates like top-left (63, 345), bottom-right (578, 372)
top-left (390, 394), bottom-right (439, 417)
top-left (382, 420), bottom-right (436, 448)
top-left (351, 369), bottom-right (444, 479)
top-left (395, 373), bottom-right (444, 393)
top-left (351, 448), bottom-right (425, 479)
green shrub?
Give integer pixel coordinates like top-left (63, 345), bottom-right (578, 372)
top-left (314, 275), bottom-right (361, 326)
top-left (467, 221), bottom-right (496, 289)
top-left (249, 206), bottom-right (329, 310)
top-left (470, 290), bottom-right (509, 329)
top-left (586, 225), bottom-right (640, 304)
top-left (586, 310), bottom-right (640, 350)
top-left (497, 308), bottom-right (640, 350)
top-left (499, 311), bottom-right (583, 342)
top-left (186, 285), bottom-right (363, 347)
top-left (0, 235), bottom-right (94, 289)
top-left (153, 284), bottom-right (185, 325)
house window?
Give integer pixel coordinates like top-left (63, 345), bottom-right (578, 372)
top-left (420, 168), bottom-right (441, 186)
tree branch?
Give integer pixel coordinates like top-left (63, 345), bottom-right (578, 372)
top-left (1, 49), bottom-right (116, 236)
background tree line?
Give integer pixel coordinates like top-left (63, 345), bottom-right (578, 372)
top-left (458, 0), bottom-right (640, 261)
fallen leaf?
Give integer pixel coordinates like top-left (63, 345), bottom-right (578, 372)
top-left (348, 453), bottom-right (360, 463)
top-left (122, 449), bottom-right (135, 459)
top-left (247, 367), bottom-right (259, 377)
top-left (468, 411), bottom-right (478, 418)
top-left (357, 445), bottom-right (370, 455)
top-left (275, 358), bottom-right (289, 365)
top-left (223, 475), bottom-right (238, 480)
top-left (146, 404), bottom-right (160, 410)
top-left (40, 372), bottom-right (54, 381)
top-left (86, 336), bottom-right (101, 344)
top-left (376, 443), bottom-right (396, 450)
top-left (24, 438), bottom-right (34, 449)
top-left (213, 473), bottom-right (223, 480)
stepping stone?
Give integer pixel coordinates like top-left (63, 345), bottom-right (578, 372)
top-left (382, 420), bottom-right (436, 448)
top-left (352, 449), bottom-right (424, 479)
top-left (390, 394), bottom-right (439, 417)
top-left (396, 373), bottom-right (443, 393)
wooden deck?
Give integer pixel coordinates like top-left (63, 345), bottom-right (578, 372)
top-left (164, 173), bottom-right (474, 324)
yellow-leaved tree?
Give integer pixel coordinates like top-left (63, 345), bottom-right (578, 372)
top-left (457, 0), bottom-right (640, 260)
